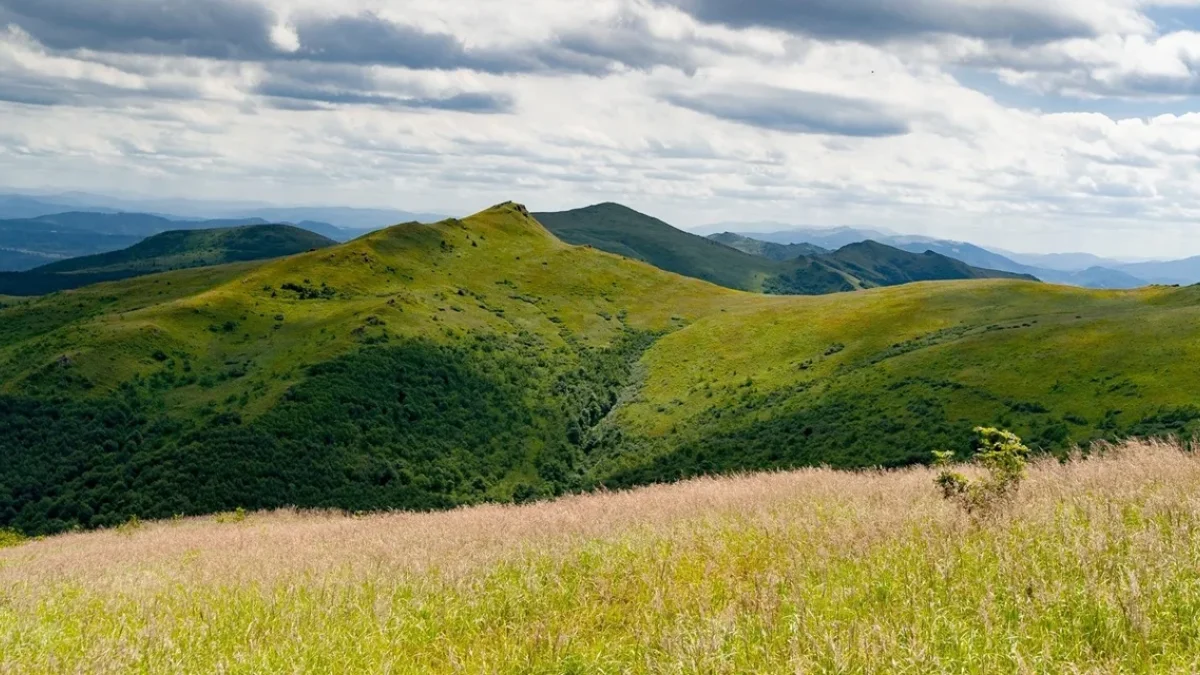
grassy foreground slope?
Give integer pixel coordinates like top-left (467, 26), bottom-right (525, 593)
top-left (3, 202), bottom-right (1200, 536)
top-left (4, 442), bottom-right (1200, 673)
top-left (0, 225), bottom-right (336, 295)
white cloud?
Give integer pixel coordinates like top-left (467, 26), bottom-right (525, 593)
top-left (2, 0), bottom-right (1200, 256)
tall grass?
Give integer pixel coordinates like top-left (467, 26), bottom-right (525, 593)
top-left (4, 441), bottom-right (1200, 673)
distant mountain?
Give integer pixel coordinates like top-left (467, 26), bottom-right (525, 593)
top-left (875, 242), bottom-right (1149, 289)
top-left (0, 217), bottom-right (145, 270)
top-left (28, 212), bottom-right (268, 237)
top-left (823, 241), bottom-right (1036, 286)
top-left (0, 212), bottom-right (352, 272)
top-left (536, 204), bottom-right (1032, 296)
top-left (735, 226), bottom-right (895, 250)
top-left (0, 192), bottom-right (447, 232)
top-left (716, 225), bottom-right (1149, 290)
top-left (707, 232), bottom-right (827, 260)
top-left (1001, 251), bottom-right (1128, 272)
top-left (1113, 257), bottom-right (1200, 286)
top-left (237, 207), bottom-right (445, 232)
top-left (0, 224), bottom-right (335, 296)
top-left (0, 194), bottom-right (121, 221)
top-left (534, 203), bottom-right (854, 294)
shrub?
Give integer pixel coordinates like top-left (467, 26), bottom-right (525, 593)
top-left (215, 507), bottom-right (248, 524)
top-left (0, 528), bottom-right (26, 549)
top-left (934, 427), bottom-right (1030, 515)
top-left (116, 515), bottom-right (143, 536)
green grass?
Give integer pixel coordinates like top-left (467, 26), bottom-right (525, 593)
top-left (3, 443), bottom-right (1200, 672)
top-left (595, 280), bottom-right (1200, 483)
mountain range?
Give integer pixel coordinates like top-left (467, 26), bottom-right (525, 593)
top-left (5, 201), bottom-right (1200, 537)
top-left (0, 192), bottom-right (448, 231)
top-left (710, 225), bottom-right (1184, 289)
top-left (535, 204), bottom-right (1031, 296)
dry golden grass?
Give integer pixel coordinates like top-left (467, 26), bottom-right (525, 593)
top-left (5, 440), bottom-right (1200, 673)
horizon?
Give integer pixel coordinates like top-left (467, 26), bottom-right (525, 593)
top-left (0, 186), bottom-right (1183, 262)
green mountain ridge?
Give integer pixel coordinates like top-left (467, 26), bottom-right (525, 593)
top-left (538, 203), bottom-right (1031, 295)
top-left (0, 225), bottom-right (337, 296)
top-left (2, 202), bottom-right (1200, 537)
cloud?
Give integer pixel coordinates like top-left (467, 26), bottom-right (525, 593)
top-left (656, 0), bottom-right (1146, 44)
top-left (253, 62), bottom-right (514, 112)
top-left (0, 1), bottom-right (710, 76)
top-left (259, 84), bottom-right (513, 112)
top-left (662, 85), bottom-right (911, 137)
top-left (0, 0), bottom-right (275, 59)
top-left (973, 32), bottom-right (1200, 99)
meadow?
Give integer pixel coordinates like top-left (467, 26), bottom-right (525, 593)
top-left (4, 440), bottom-right (1200, 673)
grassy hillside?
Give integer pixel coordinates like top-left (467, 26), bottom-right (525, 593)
top-left (3, 202), bottom-right (1200, 536)
top-left (0, 225), bottom-right (336, 296)
top-left (708, 231), bottom-right (827, 260)
top-left (5, 442), bottom-right (1200, 672)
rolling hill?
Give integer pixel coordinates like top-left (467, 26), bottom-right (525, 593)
top-left (0, 225), bottom-right (336, 296)
top-left (3, 202), bottom-right (1200, 537)
top-left (537, 203), bottom-right (1028, 295)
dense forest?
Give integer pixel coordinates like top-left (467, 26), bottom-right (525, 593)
top-left (0, 331), bottom-right (656, 535)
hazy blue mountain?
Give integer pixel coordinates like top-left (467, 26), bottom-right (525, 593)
top-left (1001, 251), bottom-right (1129, 272)
top-left (1113, 257), bottom-right (1200, 286)
top-left (0, 192), bottom-right (447, 231)
top-left (237, 207), bottom-right (446, 231)
top-left (0, 194), bottom-right (121, 220)
top-left (28, 212), bottom-right (267, 237)
top-left (1058, 267), bottom-right (1150, 289)
top-left (0, 211), bottom-right (350, 272)
top-left (0, 217), bottom-right (143, 269)
top-left (737, 226), bottom-right (895, 250)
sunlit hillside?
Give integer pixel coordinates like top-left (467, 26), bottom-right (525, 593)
top-left (3, 441), bottom-right (1198, 672)
top-left (4, 203), bottom-right (1200, 536)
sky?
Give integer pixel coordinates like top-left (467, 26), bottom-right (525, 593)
top-left (2, 1), bottom-right (1200, 256)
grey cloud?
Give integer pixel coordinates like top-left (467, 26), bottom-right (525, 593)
top-left (662, 86), bottom-right (911, 137)
top-left (255, 65), bottom-right (513, 113)
top-left (0, 67), bottom-right (207, 108)
top-left (0, 0), bottom-right (275, 59)
top-left (1, 1), bottom-right (704, 76)
top-left (658, 0), bottom-right (1098, 43)
top-left (291, 12), bottom-right (699, 75)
